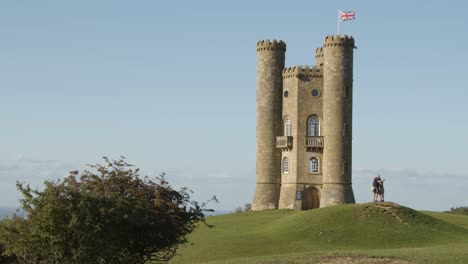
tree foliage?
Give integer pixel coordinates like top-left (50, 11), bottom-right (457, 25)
top-left (0, 243), bottom-right (17, 264)
top-left (0, 157), bottom-right (211, 264)
top-left (446, 206), bottom-right (468, 215)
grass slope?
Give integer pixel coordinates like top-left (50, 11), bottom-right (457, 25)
top-left (169, 203), bottom-right (468, 264)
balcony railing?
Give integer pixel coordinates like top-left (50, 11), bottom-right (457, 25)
top-left (276, 136), bottom-right (293, 150)
top-left (305, 136), bottom-right (324, 148)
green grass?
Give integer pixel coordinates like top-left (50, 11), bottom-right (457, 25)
top-left (168, 203), bottom-right (468, 264)
top-left (422, 211), bottom-right (468, 230)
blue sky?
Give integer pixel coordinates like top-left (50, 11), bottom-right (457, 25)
top-left (1, 0), bottom-right (467, 211)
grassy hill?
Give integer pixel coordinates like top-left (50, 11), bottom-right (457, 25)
top-left (169, 203), bottom-right (468, 264)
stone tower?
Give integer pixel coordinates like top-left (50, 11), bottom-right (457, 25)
top-left (252, 40), bottom-right (286, 210)
top-left (320, 35), bottom-right (356, 207)
top-left (253, 35), bottom-right (355, 210)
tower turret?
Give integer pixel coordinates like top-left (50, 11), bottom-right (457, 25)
top-left (320, 35), bottom-right (356, 207)
top-left (252, 39), bottom-right (286, 210)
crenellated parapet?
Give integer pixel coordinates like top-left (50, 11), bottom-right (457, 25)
top-left (282, 65), bottom-right (322, 79)
top-left (315, 47), bottom-right (324, 59)
top-left (257, 39), bottom-right (287, 52)
top-left (315, 47), bottom-right (324, 67)
top-left (323, 35), bottom-right (355, 48)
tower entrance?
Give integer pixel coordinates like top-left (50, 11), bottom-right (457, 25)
top-left (302, 187), bottom-right (320, 210)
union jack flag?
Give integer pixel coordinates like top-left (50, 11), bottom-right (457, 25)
top-left (339, 11), bottom-right (356, 21)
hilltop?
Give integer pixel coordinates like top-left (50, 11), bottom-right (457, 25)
top-left (169, 203), bottom-right (468, 264)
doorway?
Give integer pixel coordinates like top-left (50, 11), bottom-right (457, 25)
top-left (302, 187), bottom-right (320, 210)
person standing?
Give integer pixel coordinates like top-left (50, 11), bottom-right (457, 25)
top-left (372, 175), bottom-right (380, 202)
top-left (377, 177), bottom-right (385, 202)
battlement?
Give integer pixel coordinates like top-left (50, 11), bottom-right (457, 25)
top-left (323, 35), bottom-right (355, 48)
top-left (315, 47), bottom-right (323, 58)
top-left (282, 65), bottom-right (322, 79)
top-left (257, 39), bottom-right (287, 52)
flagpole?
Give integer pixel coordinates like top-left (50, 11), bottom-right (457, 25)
top-left (337, 10), bottom-right (340, 35)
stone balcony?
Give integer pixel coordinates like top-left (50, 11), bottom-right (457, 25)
top-left (276, 136), bottom-right (293, 151)
top-left (305, 136), bottom-right (324, 148)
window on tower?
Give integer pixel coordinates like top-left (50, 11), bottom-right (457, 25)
top-left (284, 117), bottom-right (292, 136)
top-left (342, 161), bottom-right (348, 174)
top-left (311, 89), bottom-right (320, 97)
top-left (344, 86), bottom-right (350, 98)
top-left (307, 116), bottom-right (320, 136)
top-left (282, 157), bottom-right (289, 174)
top-left (308, 157), bottom-right (319, 173)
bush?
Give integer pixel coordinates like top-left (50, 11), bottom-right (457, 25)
top-left (0, 243), bottom-right (17, 264)
top-left (0, 157), bottom-right (211, 264)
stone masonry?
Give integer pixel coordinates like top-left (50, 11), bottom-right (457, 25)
top-left (253, 35), bottom-right (356, 210)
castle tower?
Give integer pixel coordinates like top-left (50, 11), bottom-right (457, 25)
top-left (253, 35), bottom-right (356, 210)
top-left (252, 40), bottom-right (286, 210)
top-left (320, 35), bottom-right (356, 207)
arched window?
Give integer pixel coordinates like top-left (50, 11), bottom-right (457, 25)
top-left (282, 157), bottom-right (289, 174)
top-left (284, 117), bottom-right (292, 136)
top-left (307, 116), bottom-right (320, 136)
top-left (308, 157), bottom-right (319, 173)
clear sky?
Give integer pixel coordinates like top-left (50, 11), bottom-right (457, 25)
top-left (1, 0), bottom-right (467, 212)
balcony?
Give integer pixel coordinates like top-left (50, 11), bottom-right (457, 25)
top-left (276, 136), bottom-right (293, 151)
top-left (305, 136), bottom-right (324, 148)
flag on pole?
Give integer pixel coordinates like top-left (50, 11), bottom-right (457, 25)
top-left (339, 11), bottom-right (356, 21)
top-left (337, 10), bottom-right (356, 34)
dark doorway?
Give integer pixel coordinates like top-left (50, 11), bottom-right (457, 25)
top-left (302, 187), bottom-right (320, 210)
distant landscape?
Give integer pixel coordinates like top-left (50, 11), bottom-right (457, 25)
top-left (0, 207), bottom-right (24, 218)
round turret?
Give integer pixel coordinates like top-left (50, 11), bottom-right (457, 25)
top-left (252, 39), bottom-right (286, 210)
top-left (320, 35), bottom-right (355, 207)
